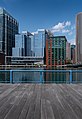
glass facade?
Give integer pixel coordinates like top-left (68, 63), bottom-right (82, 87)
top-left (29, 35), bottom-right (35, 56)
top-left (13, 32), bottom-right (32, 57)
top-left (33, 29), bottom-right (46, 57)
top-left (0, 8), bottom-right (18, 56)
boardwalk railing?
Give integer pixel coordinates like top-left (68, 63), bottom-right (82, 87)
top-left (0, 69), bottom-right (82, 83)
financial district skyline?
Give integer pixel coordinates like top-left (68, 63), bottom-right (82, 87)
top-left (0, 7), bottom-right (81, 66)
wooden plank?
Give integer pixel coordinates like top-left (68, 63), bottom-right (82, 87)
top-left (58, 84), bottom-right (82, 119)
top-left (4, 84), bottom-right (33, 119)
top-left (56, 84), bottom-right (78, 119)
top-left (0, 84), bottom-right (28, 119)
top-left (41, 84), bottom-right (55, 119)
top-left (33, 84), bottom-right (41, 119)
top-left (0, 84), bottom-right (81, 119)
top-left (18, 84), bottom-right (35, 119)
top-left (0, 85), bottom-right (20, 119)
top-left (26, 84), bottom-right (38, 119)
top-left (45, 84), bottom-right (70, 119)
top-left (41, 84), bottom-right (47, 119)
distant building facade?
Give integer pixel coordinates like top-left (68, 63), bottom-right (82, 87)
top-left (33, 29), bottom-right (46, 58)
top-left (12, 34), bottom-right (28, 57)
top-left (66, 41), bottom-right (71, 63)
top-left (11, 31), bottom-right (35, 65)
top-left (46, 36), bottom-right (67, 67)
top-left (76, 12), bottom-right (82, 63)
top-left (33, 29), bottom-right (52, 64)
top-left (0, 52), bottom-right (5, 65)
top-left (12, 31), bottom-right (33, 57)
top-left (71, 45), bottom-right (76, 64)
top-left (0, 8), bottom-right (18, 57)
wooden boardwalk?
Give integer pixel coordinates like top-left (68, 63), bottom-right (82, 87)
top-left (0, 84), bottom-right (82, 119)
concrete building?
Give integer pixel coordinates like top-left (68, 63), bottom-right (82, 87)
top-left (66, 41), bottom-right (71, 63)
top-left (76, 12), bottom-right (82, 63)
top-left (46, 36), bottom-right (67, 67)
top-left (0, 8), bottom-right (18, 57)
top-left (71, 45), bottom-right (76, 64)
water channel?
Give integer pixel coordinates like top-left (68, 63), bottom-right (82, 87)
top-left (0, 67), bottom-right (82, 83)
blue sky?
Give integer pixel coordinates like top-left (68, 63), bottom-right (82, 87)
top-left (0, 0), bottom-right (82, 44)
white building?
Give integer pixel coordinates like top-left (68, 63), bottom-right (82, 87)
top-left (76, 12), bottom-right (82, 63)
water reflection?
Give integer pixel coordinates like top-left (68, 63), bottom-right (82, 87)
top-left (45, 72), bottom-right (69, 83)
top-left (0, 68), bottom-right (82, 83)
top-left (13, 71), bottom-right (41, 83)
top-left (0, 71), bottom-right (10, 83)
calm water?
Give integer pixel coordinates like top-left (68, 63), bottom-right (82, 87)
top-left (0, 67), bottom-right (82, 83)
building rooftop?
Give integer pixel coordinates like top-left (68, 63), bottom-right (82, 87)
top-left (0, 7), bottom-right (18, 23)
top-left (50, 36), bottom-right (67, 41)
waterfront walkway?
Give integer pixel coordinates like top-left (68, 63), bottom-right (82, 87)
top-left (0, 84), bottom-right (82, 119)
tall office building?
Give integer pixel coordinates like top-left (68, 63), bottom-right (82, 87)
top-left (13, 34), bottom-right (28, 57)
top-left (13, 31), bottom-right (33, 57)
top-left (33, 29), bottom-right (52, 64)
top-left (46, 36), bottom-right (67, 67)
top-left (12, 31), bottom-right (33, 65)
top-left (33, 29), bottom-right (46, 57)
top-left (76, 12), bottom-right (82, 63)
top-left (0, 8), bottom-right (18, 57)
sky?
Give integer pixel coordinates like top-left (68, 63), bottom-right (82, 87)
top-left (0, 0), bottom-right (82, 44)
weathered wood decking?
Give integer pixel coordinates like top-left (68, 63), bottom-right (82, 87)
top-left (0, 84), bottom-right (82, 119)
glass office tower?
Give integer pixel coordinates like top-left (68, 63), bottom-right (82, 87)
top-left (13, 32), bottom-right (32, 57)
top-left (12, 34), bottom-right (27, 56)
top-left (0, 8), bottom-right (18, 56)
top-left (33, 29), bottom-right (52, 64)
top-left (33, 29), bottom-right (45, 57)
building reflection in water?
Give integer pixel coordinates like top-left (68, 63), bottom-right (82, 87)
top-left (0, 68), bottom-right (82, 83)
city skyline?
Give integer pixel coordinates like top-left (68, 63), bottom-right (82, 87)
top-left (0, 0), bottom-right (82, 44)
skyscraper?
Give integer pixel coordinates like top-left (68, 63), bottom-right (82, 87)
top-left (33, 29), bottom-right (46, 57)
top-left (11, 31), bottom-right (34, 65)
top-left (32, 29), bottom-right (52, 64)
top-left (76, 12), bottom-right (82, 63)
top-left (12, 31), bottom-right (32, 57)
top-left (0, 8), bottom-right (18, 57)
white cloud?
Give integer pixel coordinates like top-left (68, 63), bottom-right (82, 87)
top-left (52, 22), bottom-right (64, 31)
top-left (51, 29), bottom-right (60, 33)
top-left (65, 21), bottom-right (71, 26)
top-left (62, 29), bottom-right (70, 33)
top-left (50, 21), bottom-right (76, 44)
top-left (51, 21), bottom-right (71, 33)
